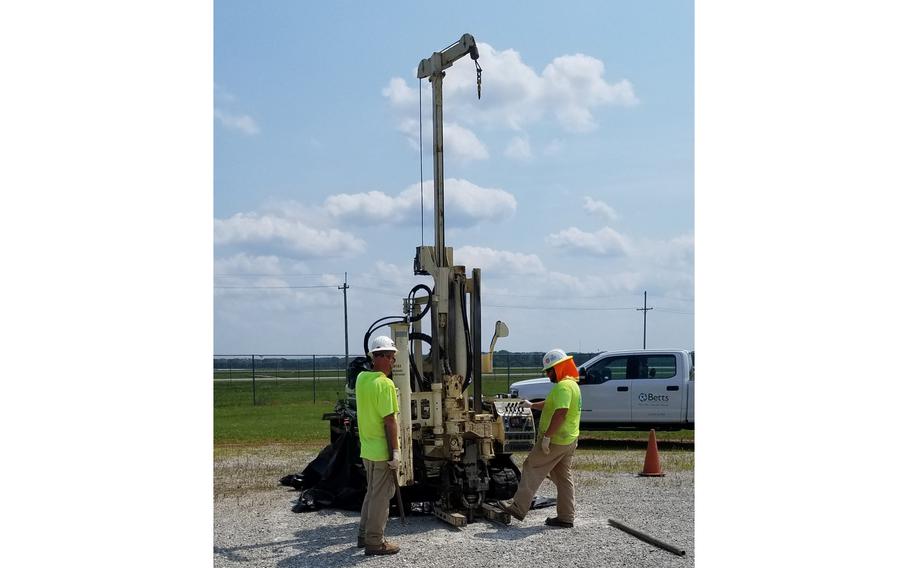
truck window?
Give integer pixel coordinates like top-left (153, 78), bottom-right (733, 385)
top-left (634, 355), bottom-right (677, 379)
top-left (584, 356), bottom-right (628, 384)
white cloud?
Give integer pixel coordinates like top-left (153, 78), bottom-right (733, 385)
top-left (434, 179), bottom-right (517, 225)
top-left (381, 77), bottom-right (417, 108)
top-left (215, 280), bottom-right (339, 315)
top-left (480, 267), bottom-right (643, 304)
top-left (258, 199), bottom-right (334, 229)
top-left (639, 233), bottom-right (694, 268)
top-left (454, 246), bottom-right (546, 275)
top-left (504, 136), bottom-right (532, 160)
top-left (323, 190), bottom-right (402, 222)
top-left (394, 118), bottom-right (421, 151)
top-left (384, 42), bottom-right (637, 140)
top-left (214, 212), bottom-right (365, 258)
top-left (213, 253), bottom-right (321, 283)
top-left (214, 253), bottom-right (288, 276)
top-left (213, 253), bottom-right (345, 325)
top-left (545, 270), bottom-right (639, 295)
top-left (214, 108), bottom-right (260, 135)
top-left (583, 196), bottom-right (619, 222)
top-left (392, 118), bottom-right (487, 161)
top-left (444, 123), bottom-right (489, 160)
top-left (541, 54), bottom-right (638, 132)
top-left (546, 226), bottom-right (631, 257)
top-left (369, 261), bottom-right (427, 291)
top-left (323, 178), bottom-right (516, 226)
top-left (536, 227), bottom-right (692, 302)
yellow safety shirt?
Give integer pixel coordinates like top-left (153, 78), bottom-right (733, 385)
top-left (539, 378), bottom-right (581, 445)
top-left (355, 370), bottom-right (399, 461)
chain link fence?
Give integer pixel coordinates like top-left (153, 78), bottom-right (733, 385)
top-left (214, 354), bottom-right (352, 406)
top-left (214, 352), bottom-right (569, 406)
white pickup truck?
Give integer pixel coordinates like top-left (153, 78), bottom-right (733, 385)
top-left (509, 349), bottom-right (694, 430)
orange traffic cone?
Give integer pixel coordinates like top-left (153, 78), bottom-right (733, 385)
top-left (639, 429), bottom-right (666, 477)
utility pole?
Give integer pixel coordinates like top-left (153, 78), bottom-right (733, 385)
top-left (636, 290), bottom-right (653, 349)
top-left (339, 272), bottom-right (350, 372)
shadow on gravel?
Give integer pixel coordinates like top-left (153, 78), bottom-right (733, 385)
top-left (473, 524), bottom-right (548, 541)
top-left (215, 509), bottom-right (453, 567)
top-left (577, 438), bottom-right (693, 451)
top-left (214, 511), bottom-right (370, 567)
top-left (275, 524), bottom-right (371, 568)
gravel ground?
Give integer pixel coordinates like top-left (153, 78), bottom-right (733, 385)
top-left (214, 449), bottom-right (693, 567)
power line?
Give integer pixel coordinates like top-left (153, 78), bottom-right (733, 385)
top-left (474, 289), bottom-right (694, 302)
top-left (216, 283), bottom-right (695, 315)
top-left (355, 286), bottom-right (642, 310)
top-left (354, 285), bottom-right (408, 298)
top-left (348, 285), bottom-right (657, 312)
top-left (348, 276), bottom-right (431, 287)
top-left (214, 273), bottom-right (344, 277)
top-left (216, 272), bottom-right (693, 303)
top-left (484, 291), bottom-right (652, 300)
top-left (486, 304), bottom-right (637, 311)
top-left (338, 272), bottom-right (350, 372)
top-left (652, 308), bottom-right (694, 315)
top-left (636, 290), bottom-right (653, 349)
top-left (214, 285), bottom-right (337, 289)
top-left (647, 294), bottom-right (694, 302)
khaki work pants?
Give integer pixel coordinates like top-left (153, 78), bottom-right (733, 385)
top-left (358, 458), bottom-right (397, 546)
top-left (511, 439), bottom-right (577, 522)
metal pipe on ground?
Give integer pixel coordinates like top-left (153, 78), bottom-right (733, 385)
top-left (607, 518), bottom-right (686, 556)
top-left (387, 436), bottom-right (406, 525)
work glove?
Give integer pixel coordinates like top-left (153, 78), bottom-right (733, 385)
top-left (541, 436), bottom-right (551, 455)
top-left (388, 449), bottom-right (401, 470)
top-left (519, 400), bottom-right (532, 409)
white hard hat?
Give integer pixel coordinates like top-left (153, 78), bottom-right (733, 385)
top-left (542, 348), bottom-right (571, 371)
top-left (369, 335), bottom-right (398, 355)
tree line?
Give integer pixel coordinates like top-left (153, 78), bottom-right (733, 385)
top-left (213, 351), bottom-right (602, 371)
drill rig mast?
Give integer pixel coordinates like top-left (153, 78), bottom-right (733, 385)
top-left (363, 34), bottom-right (534, 526)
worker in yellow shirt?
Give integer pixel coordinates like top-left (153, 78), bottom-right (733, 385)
top-left (498, 348), bottom-right (581, 528)
top-left (355, 335), bottom-right (401, 555)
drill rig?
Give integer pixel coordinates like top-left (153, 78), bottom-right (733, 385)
top-left (332, 34), bottom-right (536, 526)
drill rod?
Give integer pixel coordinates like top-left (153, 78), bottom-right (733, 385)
top-left (608, 518), bottom-right (685, 556)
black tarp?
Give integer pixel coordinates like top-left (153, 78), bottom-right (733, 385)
top-left (279, 433), bottom-right (557, 516)
top-left (280, 429), bottom-right (367, 512)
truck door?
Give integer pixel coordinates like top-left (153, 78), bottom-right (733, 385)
top-left (579, 355), bottom-right (631, 423)
top-left (630, 353), bottom-right (684, 423)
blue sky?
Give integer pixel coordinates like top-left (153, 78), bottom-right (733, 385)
top-left (214, 1), bottom-right (694, 354)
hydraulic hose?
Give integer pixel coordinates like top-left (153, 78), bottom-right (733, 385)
top-left (361, 284), bottom-right (436, 388)
top-left (408, 331), bottom-right (448, 390)
top-left (460, 277), bottom-right (473, 391)
top-left (407, 284), bottom-right (432, 323)
top-left (408, 331), bottom-right (432, 390)
top-left (362, 315), bottom-right (407, 356)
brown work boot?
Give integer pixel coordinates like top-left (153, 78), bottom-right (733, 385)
top-left (364, 540), bottom-right (400, 556)
top-left (357, 536), bottom-right (366, 548)
top-left (544, 517), bottom-right (574, 528)
top-left (496, 500), bottom-right (525, 521)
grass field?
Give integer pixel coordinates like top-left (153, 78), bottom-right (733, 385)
top-left (214, 376), bottom-right (514, 445)
top-left (214, 376), bottom-right (694, 447)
